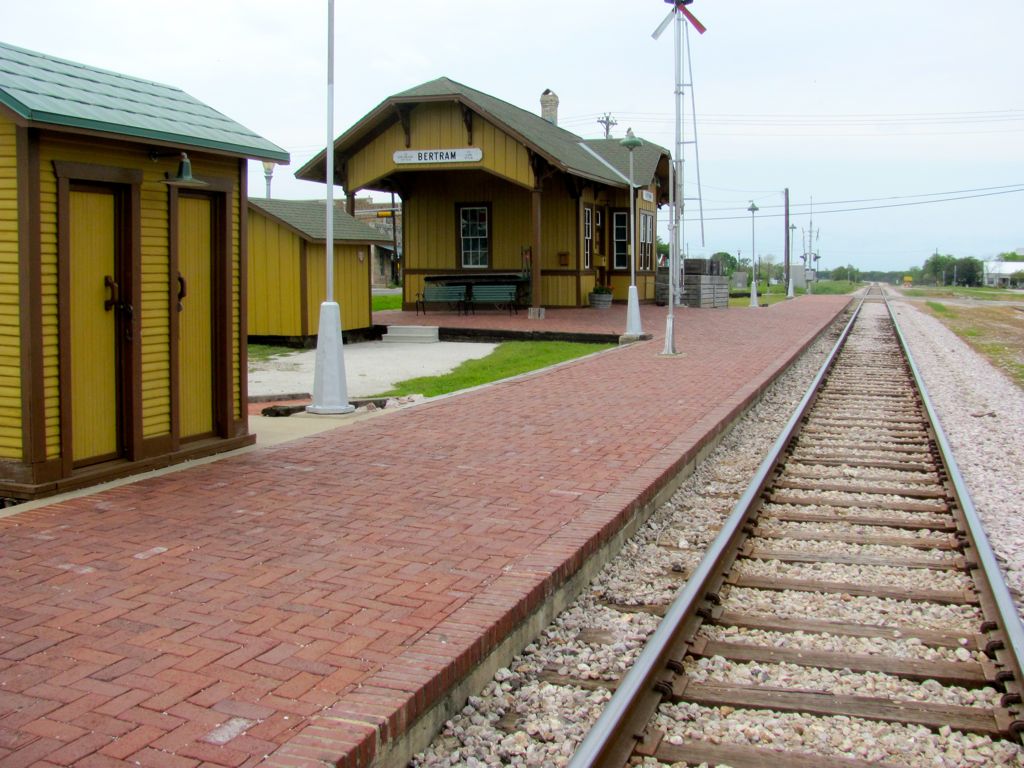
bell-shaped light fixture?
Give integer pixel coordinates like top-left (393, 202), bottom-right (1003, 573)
top-left (163, 152), bottom-right (208, 187)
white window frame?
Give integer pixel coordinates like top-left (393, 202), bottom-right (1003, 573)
top-left (583, 207), bottom-right (593, 269)
top-left (459, 205), bottom-right (489, 269)
top-left (612, 211), bottom-right (629, 270)
top-left (640, 212), bottom-right (654, 271)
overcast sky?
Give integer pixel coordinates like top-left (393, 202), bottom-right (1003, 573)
top-left (6, 1), bottom-right (1022, 272)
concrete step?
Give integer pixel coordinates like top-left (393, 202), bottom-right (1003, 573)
top-left (382, 325), bottom-right (439, 344)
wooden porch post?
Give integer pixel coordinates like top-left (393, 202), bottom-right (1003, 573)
top-left (530, 184), bottom-right (544, 319)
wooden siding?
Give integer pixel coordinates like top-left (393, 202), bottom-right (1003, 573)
top-left (348, 102), bottom-right (533, 191)
top-left (0, 118), bottom-right (20, 459)
top-left (405, 173), bottom-right (529, 273)
top-left (246, 211), bottom-right (303, 337)
top-left (304, 243), bottom-right (371, 333)
top-left (36, 135), bottom-right (241, 455)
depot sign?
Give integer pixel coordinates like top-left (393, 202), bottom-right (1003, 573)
top-left (393, 148), bottom-right (483, 164)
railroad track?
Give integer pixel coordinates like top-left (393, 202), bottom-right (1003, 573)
top-left (568, 287), bottom-right (1024, 767)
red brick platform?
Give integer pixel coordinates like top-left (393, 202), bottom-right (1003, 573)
top-left (0, 298), bottom-right (849, 767)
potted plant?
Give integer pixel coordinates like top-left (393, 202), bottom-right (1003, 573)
top-left (588, 284), bottom-right (613, 309)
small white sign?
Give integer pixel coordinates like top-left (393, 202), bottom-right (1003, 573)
top-left (641, 190), bottom-right (655, 203)
top-left (393, 148), bottom-right (483, 165)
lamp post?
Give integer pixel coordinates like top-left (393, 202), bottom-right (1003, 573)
top-left (787, 222), bottom-right (796, 298)
top-left (307, 0), bottom-right (354, 415)
top-left (620, 128), bottom-right (644, 339)
top-left (748, 201), bottom-right (759, 308)
top-left (262, 161), bottom-right (275, 198)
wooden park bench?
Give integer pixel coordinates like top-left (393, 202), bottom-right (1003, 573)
top-left (415, 284), bottom-right (467, 315)
top-left (468, 284), bottom-right (518, 315)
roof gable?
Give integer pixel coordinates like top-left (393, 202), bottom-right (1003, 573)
top-left (249, 198), bottom-right (391, 244)
top-left (298, 77), bottom-right (669, 190)
top-left (0, 40), bottom-right (288, 162)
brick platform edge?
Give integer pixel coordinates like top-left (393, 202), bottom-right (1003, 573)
top-left (263, 300), bottom-right (853, 768)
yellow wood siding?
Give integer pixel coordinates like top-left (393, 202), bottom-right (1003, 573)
top-left (404, 173), bottom-right (529, 272)
top-left (304, 243), bottom-right (370, 333)
top-left (0, 118), bottom-right (20, 459)
top-left (37, 135), bottom-right (241, 455)
top-left (246, 212), bottom-right (303, 337)
top-left (348, 103), bottom-right (533, 191)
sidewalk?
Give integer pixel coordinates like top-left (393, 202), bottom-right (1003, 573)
top-left (0, 297), bottom-right (850, 768)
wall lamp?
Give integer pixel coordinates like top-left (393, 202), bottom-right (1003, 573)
top-left (150, 151), bottom-right (209, 188)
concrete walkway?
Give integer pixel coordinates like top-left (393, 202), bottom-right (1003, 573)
top-left (0, 297), bottom-right (850, 768)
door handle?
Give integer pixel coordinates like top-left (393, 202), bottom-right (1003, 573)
top-left (104, 275), bottom-right (119, 311)
top-left (177, 273), bottom-right (187, 312)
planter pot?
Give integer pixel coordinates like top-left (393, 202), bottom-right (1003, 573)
top-left (589, 292), bottom-right (613, 309)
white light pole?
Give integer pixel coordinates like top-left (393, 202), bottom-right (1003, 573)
top-left (787, 222), bottom-right (796, 298)
top-left (307, 0), bottom-right (354, 415)
top-left (748, 201), bottom-right (759, 308)
top-left (621, 128), bottom-right (644, 339)
top-left (262, 161), bottom-right (275, 198)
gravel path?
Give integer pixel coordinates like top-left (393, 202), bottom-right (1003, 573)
top-left (889, 294), bottom-right (1024, 614)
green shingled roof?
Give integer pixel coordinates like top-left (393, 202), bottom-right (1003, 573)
top-left (0, 41), bottom-right (288, 162)
top-left (249, 198), bottom-right (392, 244)
top-left (297, 76), bottom-right (669, 189)
top-left (581, 138), bottom-right (669, 190)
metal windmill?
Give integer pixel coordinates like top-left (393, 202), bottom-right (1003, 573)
top-left (652, 0), bottom-right (706, 354)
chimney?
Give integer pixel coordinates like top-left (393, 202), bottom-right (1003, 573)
top-left (540, 89), bottom-right (559, 125)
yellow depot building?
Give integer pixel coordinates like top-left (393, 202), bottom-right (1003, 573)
top-left (247, 198), bottom-right (392, 342)
top-left (0, 41), bottom-right (288, 501)
top-left (297, 79), bottom-right (670, 312)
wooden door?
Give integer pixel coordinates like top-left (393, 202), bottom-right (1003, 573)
top-left (177, 195), bottom-right (215, 439)
top-left (69, 188), bottom-right (122, 465)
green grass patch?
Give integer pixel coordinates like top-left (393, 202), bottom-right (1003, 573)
top-left (925, 301), bottom-right (955, 317)
top-left (806, 280), bottom-right (860, 295)
top-left (249, 344), bottom-right (299, 362)
top-left (372, 293), bottom-right (403, 311)
top-left (371, 340), bottom-right (614, 398)
top-left (904, 286), bottom-right (1020, 302)
top-left (960, 327), bottom-right (981, 338)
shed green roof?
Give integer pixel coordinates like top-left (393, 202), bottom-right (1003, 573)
top-left (297, 77), bottom-right (668, 190)
top-left (0, 41), bottom-right (288, 162)
top-left (249, 198), bottom-right (392, 244)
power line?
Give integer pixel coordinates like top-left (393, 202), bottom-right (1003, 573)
top-left (657, 186), bottom-right (1024, 223)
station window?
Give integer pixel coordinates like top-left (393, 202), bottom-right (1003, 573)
top-left (612, 211), bottom-right (629, 270)
top-left (458, 205), bottom-right (489, 268)
top-left (595, 209), bottom-right (603, 255)
top-left (640, 212), bottom-right (654, 270)
top-left (584, 207), bottom-right (593, 269)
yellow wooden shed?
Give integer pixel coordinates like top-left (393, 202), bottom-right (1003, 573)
top-left (296, 79), bottom-right (670, 312)
top-left (0, 41), bottom-right (288, 501)
top-left (247, 198), bottom-right (391, 341)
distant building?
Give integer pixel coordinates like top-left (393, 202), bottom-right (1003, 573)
top-left (982, 261), bottom-right (1023, 288)
top-left (247, 199), bottom-right (391, 341)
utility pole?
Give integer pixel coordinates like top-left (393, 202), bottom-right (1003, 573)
top-left (783, 187), bottom-right (790, 289)
top-left (597, 113), bottom-right (618, 139)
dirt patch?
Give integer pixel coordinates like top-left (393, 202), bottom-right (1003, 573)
top-left (920, 303), bottom-right (1024, 388)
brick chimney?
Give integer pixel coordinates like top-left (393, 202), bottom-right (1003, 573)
top-left (540, 89), bottom-right (559, 125)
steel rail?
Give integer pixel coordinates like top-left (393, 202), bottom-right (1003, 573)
top-left (886, 291), bottom-right (1024, 719)
top-left (568, 295), bottom-right (867, 768)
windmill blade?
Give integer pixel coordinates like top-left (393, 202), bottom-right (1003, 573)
top-left (653, 2), bottom-right (707, 39)
top-left (651, 7), bottom-right (675, 39)
top-left (679, 4), bottom-right (707, 34)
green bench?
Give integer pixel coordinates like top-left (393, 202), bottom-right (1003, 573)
top-left (469, 284), bottom-right (518, 315)
top-left (416, 284), bottom-right (467, 315)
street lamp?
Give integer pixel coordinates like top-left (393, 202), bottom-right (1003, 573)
top-left (787, 222), bottom-right (796, 298)
top-left (620, 128), bottom-right (644, 339)
top-left (748, 201), bottom-right (759, 308)
top-left (262, 161), bottom-right (275, 198)
top-left (307, 0), bottom-right (354, 415)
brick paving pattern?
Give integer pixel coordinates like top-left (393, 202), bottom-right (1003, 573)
top-left (0, 298), bottom-right (849, 767)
